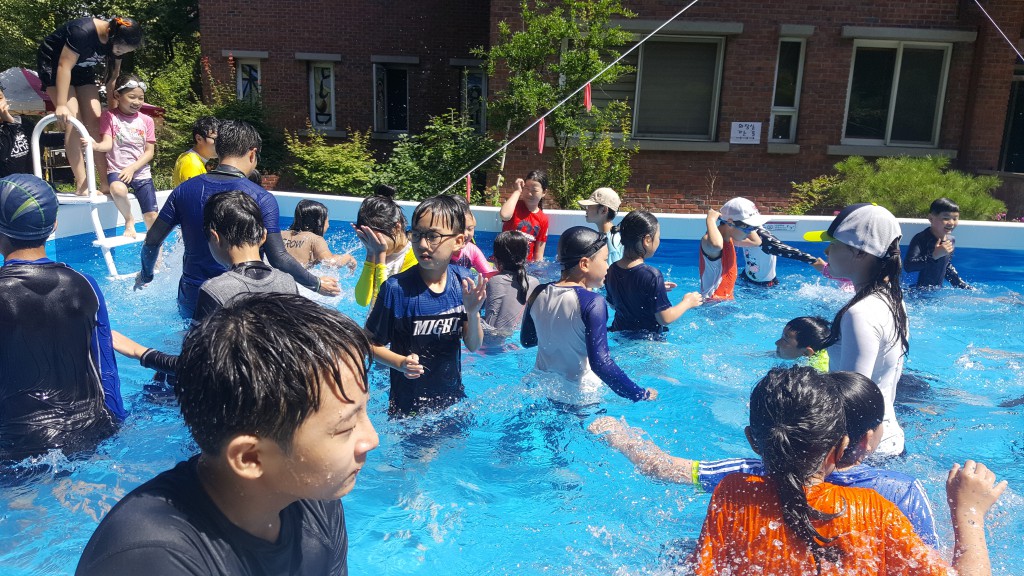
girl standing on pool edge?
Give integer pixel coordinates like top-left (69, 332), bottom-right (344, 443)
top-left (805, 203), bottom-right (909, 457)
top-left (499, 170), bottom-right (549, 262)
top-left (37, 16), bottom-right (143, 195)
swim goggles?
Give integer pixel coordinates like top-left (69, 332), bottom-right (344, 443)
top-left (115, 79), bottom-right (148, 92)
top-left (718, 218), bottom-right (756, 232)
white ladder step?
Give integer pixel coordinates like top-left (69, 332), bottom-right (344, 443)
top-left (93, 235), bottom-right (145, 249)
top-left (57, 193), bottom-right (109, 205)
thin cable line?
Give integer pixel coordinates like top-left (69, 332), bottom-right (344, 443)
top-left (973, 0), bottom-right (1024, 61)
top-left (441, 0), bottom-right (702, 194)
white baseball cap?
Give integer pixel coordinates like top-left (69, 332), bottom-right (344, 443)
top-left (720, 197), bottom-right (769, 227)
top-left (578, 187), bottom-right (621, 212)
top-left (803, 203), bottom-right (902, 259)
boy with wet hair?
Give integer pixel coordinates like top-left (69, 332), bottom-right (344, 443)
top-left (366, 194), bottom-right (487, 417)
top-left (171, 115), bottom-right (218, 187)
top-left (905, 197), bottom-right (971, 289)
top-left (77, 293), bottom-right (379, 575)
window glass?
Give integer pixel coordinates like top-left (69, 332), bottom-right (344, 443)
top-left (890, 48), bottom-right (945, 143)
top-left (845, 47), bottom-right (897, 140)
top-left (773, 41), bottom-right (803, 108)
top-left (635, 40), bottom-right (720, 139)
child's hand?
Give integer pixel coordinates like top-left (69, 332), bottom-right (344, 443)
top-left (401, 353), bottom-right (424, 379)
top-left (514, 178), bottom-right (525, 194)
top-left (706, 208), bottom-right (721, 221)
top-left (317, 276), bottom-right (341, 296)
top-left (934, 238), bottom-right (954, 258)
top-left (811, 257), bottom-right (826, 272)
top-left (664, 281), bottom-right (677, 291)
top-left (644, 388), bottom-right (658, 401)
top-left (339, 253), bottom-right (358, 271)
top-left (118, 167), bottom-right (136, 184)
top-left (681, 291), bottom-right (703, 308)
top-left (0, 99), bottom-right (14, 123)
top-left (80, 136), bottom-right (95, 150)
top-left (353, 224), bottom-right (388, 257)
top-left (946, 460), bottom-right (1007, 522)
top-left (461, 274), bottom-right (488, 313)
top-left (588, 415), bottom-right (626, 436)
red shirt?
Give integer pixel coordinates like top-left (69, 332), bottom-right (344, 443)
top-left (501, 201), bottom-right (548, 260)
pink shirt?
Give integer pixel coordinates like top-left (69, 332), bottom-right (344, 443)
top-left (100, 110), bottom-right (156, 179)
top-left (451, 241), bottom-right (495, 276)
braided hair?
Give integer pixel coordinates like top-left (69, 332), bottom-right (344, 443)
top-left (748, 366), bottom-right (847, 569)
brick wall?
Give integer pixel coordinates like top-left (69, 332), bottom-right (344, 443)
top-left (199, 0), bottom-right (491, 148)
top-left (489, 0), bottom-right (1024, 214)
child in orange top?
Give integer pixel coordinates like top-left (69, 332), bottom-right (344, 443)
top-left (499, 170), bottom-right (549, 262)
top-left (698, 199), bottom-right (761, 300)
top-left (690, 366), bottom-right (1006, 576)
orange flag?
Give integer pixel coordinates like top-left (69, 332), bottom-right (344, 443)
top-left (584, 83), bottom-right (592, 111)
top-left (465, 175), bottom-right (472, 201)
top-left (538, 117), bottom-right (546, 154)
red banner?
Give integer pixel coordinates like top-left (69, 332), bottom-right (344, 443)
top-left (584, 83), bottom-right (592, 112)
top-left (538, 117), bottom-right (546, 154)
top-left (465, 175), bottom-right (472, 201)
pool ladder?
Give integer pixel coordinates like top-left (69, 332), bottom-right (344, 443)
top-left (31, 114), bottom-right (143, 279)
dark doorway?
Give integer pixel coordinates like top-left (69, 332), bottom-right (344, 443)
top-left (999, 63), bottom-right (1024, 172)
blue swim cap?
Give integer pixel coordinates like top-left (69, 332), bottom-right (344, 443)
top-left (0, 174), bottom-right (58, 241)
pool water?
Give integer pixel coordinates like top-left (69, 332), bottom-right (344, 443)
top-left (2, 222), bottom-right (1023, 575)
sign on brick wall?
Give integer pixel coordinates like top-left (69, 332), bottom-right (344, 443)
top-left (730, 122), bottom-right (761, 144)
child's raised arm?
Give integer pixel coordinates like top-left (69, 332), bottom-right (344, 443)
top-left (499, 178), bottom-right (524, 222)
top-left (701, 209), bottom-right (724, 258)
top-left (947, 460), bottom-right (1006, 576)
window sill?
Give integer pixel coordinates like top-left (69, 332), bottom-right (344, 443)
top-left (371, 132), bottom-right (408, 141)
top-left (299, 129), bottom-right (347, 139)
top-left (827, 144), bottom-right (957, 159)
top-left (546, 136), bottom-right (729, 152)
top-left (767, 143), bottom-right (800, 154)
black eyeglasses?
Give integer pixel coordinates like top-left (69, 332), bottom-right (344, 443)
top-left (406, 229), bottom-right (459, 248)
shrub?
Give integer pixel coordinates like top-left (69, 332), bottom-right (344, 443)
top-left (789, 156), bottom-right (1005, 220)
top-left (284, 127), bottom-right (375, 196)
top-left (372, 110), bottom-right (499, 202)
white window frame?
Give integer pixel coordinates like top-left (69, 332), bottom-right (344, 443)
top-left (309, 62), bottom-right (336, 131)
top-left (631, 36), bottom-right (726, 141)
top-left (769, 38), bottom-right (807, 144)
top-left (841, 40), bottom-right (952, 147)
top-left (372, 63), bottom-right (410, 134)
top-left (236, 59), bottom-right (261, 101)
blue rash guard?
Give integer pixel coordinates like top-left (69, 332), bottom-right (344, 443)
top-left (521, 283), bottom-right (648, 404)
top-left (696, 458), bottom-right (939, 547)
top-left (0, 258), bottom-right (123, 461)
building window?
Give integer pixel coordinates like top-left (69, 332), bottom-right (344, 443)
top-left (843, 41), bottom-right (951, 147)
top-left (309, 62), bottom-right (335, 130)
top-left (632, 37), bottom-right (725, 140)
top-left (236, 59), bottom-right (261, 101)
top-left (461, 68), bottom-right (487, 133)
top-left (373, 64), bottom-right (409, 133)
top-left (769, 39), bottom-right (806, 143)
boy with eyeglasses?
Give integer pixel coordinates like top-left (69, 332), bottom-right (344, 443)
top-left (172, 116), bottom-right (219, 187)
top-left (699, 197), bottom-right (762, 300)
top-left (365, 195), bottom-right (487, 417)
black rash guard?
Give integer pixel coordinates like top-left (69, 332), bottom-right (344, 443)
top-left (0, 259), bottom-right (120, 462)
top-left (904, 227), bottom-right (970, 289)
top-left (76, 456), bottom-right (349, 576)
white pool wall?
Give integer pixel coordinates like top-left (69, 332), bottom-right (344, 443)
top-left (51, 189), bottom-right (1024, 250)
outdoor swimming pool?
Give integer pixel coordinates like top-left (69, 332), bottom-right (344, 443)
top-left (1, 219), bottom-right (1023, 575)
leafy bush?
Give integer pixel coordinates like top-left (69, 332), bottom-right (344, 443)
top-left (284, 126), bottom-right (375, 196)
top-left (373, 110), bottom-right (499, 202)
top-left (789, 156), bottom-right (1005, 220)
top-left (550, 101), bottom-right (636, 208)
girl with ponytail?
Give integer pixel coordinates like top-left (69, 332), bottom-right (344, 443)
top-left (37, 16), bottom-right (144, 195)
top-left (805, 203), bottom-right (909, 457)
top-left (605, 210), bottom-right (702, 333)
top-left (481, 231), bottom-right (539, 349)
top-left (690, 365), bottom-right (1006, 576)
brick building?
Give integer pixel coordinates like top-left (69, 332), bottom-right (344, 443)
top-left (200, 0), bottom-right (1024, 214)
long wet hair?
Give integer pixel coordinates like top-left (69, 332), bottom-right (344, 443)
top-left (492, 231), bottom-right (531, 304)
top-left (290, 199), bottom-right (329, 235)
top-left (618, 210), bottom-right (659, 260)
top-left (825, 372), bottom-right (885, 466)
top-left (356, 184), bottom-right (407, 249)
top-left (102, 17), bottom-right (143, 83)
top-left (748, 366), bottom-right (846, 567)
top-left (823, 238), bottom-right (909, 356)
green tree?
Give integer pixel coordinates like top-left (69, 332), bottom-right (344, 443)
top-left (373, 110), bottom-right (499, 202)
top-left (478, 0), bottom-right (638, 207)
top-left (789, 156), bottom-right (1005, 220)
top-left (285, 126), bottom-right (376, 196)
